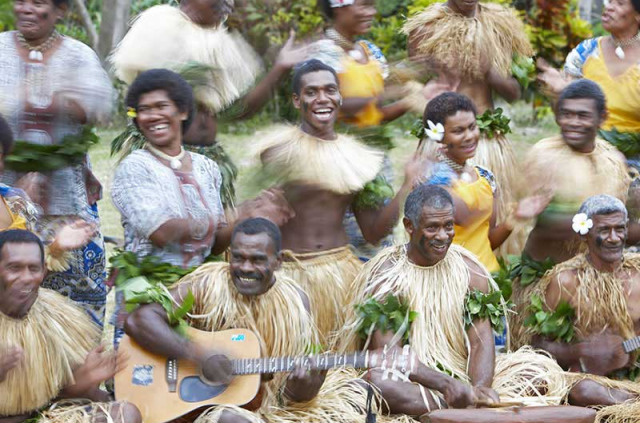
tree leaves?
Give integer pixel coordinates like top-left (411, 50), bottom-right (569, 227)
top-left (599, 128), bottom-right (640, 159)
top-left (355, 294), bottom-right (417, 344)
top-left (511, 54), bottom-right (536, 90)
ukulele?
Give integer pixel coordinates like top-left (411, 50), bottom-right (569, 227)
top-left (115, 328), bottom-right (411, 423)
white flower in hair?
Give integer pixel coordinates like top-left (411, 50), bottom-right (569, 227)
top-left (572, 213), bottom-right (593, 235)
top-left (425, 120), bottom-right (445, 142)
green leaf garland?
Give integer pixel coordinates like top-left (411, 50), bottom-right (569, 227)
top-left (6, 126), bottom-right (99, 172)
top-left (355, 294), bottom-right (417, 344)
top-left (523, 294), bottom-right (575, 343)
top-left (464, 289), bottom-right (512, 334)
top-left (476, 108), bottom-right (512, 139)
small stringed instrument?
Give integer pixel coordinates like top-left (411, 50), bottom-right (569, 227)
top-left (115, 328), bottom-right (410, 423)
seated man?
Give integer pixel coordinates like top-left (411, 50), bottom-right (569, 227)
top-left (525, 195), bottom-right (640, 421)
top-left (256, 59), bottom-right (422, 346)
top-left (0, 229), bottom-right (140, 423)
top-left (125, 218), bottom-right (372, 423)
top-left (510, 79), bottom-right (631, 348)
top-left (338, 185), bottom-right (593, 421)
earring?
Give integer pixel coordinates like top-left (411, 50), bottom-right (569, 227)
top-left (339, 97), bottom-right (343, 107)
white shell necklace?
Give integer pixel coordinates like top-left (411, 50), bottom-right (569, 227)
top-left (612, 32), bottom-right (640, 60)
top-left (16, 30), bottom-right (59, 62)
top-left (146, 144), bottom-right (186, 170)
top-left (438, 152), bottom-right (473, 183)
top-left (326, 28), bottom-right (364, 61)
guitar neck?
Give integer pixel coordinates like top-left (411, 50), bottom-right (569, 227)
top-left (623, 336), bottom-right (640, 354)
top-left (231, 352), bottom-right (372, 376)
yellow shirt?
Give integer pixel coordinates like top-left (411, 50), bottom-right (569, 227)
top-left (1, 197), bottom-right (27, 231)
top-left (567, 38), bottom-right (640, 133)
top-left (338, 47), bottom-right (385, 127)
top-left (452, 167), bottom-right (499, 272)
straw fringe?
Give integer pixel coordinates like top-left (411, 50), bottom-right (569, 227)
top-left (194, 405), bottom-right (265, 423)
top-left (175, 262), bottom-right (317, 408)
top-left (0, 289), bottom-right (100, 416)
top-left (524, 136), bottom-right (630, 205)
top-left (110, 5), bottom-right (262, 113)
top-left (39, 401), bottom-right (116, 423)
top-left (265, 369), bottom-right (378, 423)
top-left (524, 253), bottom-right (640, 346)
top-left (403, 3), bottom-right (532, 80)
top-left (279, 247), bottom-right (363, 347)
top-left (493, 347), bottom-right (567, 406)
top-left (508, 280), bottom-right (538, 349)
top-left (419, 133), bottom-right (525, 256)
top-left (338, 245), bottom-right (566, 405)
top-left (256, 125), bottom-right (384, 195)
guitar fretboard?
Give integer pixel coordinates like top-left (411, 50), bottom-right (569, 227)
top-left (231, 352), bottom-right (373, 375)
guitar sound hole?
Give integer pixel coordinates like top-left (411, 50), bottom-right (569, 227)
top-left (179, 376), bottom-right (228, 402)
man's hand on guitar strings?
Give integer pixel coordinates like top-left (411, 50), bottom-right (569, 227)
top-left (283, 356), bottom-right (328, 403)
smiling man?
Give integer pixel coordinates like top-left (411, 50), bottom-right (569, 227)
top-left (522, 195), bottom-right (640, 418)
top-left (508, 80), bottom-right (631, 349)
top-left (0, 229), bottom-right (140, 423)
top-left (125, 217), bottom-right (372, 423)
top-left (522, 80), bottom-right (630, 264)
top-left (256, 59), bottom-right (422, 346)
top-left (337, 185), bottom-right (576, 420)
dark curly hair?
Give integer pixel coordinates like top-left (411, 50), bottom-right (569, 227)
top-left (557, 79), bottom-right (607, 118)
top-left (291, 59), bottom-right (339, 95)
top-left (423, 92), bottom-right (477, 127)
top-left (125, 69), bottom-right (195, 134)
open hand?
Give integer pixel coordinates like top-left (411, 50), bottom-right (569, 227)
top-left (275, 30), bottom-right (310, 70)
top-left (514, 194), bottom-right (553, 220)
top-left (536, 58), bottom-right (568, 97)
top-left (74, 345), bottom-right (127, 390)
top-left (0, 346), bottom-right (23, 382)
top-left (404, 154), bottom-right (432, 189)
top-left (53, 220), bottom-right (97, 252)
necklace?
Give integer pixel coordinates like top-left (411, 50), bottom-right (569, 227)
top-left (16, 30), bottom-right (60, 62)
top-left (437, 152), bottom-right (473, 183)
top-left (612, 32), bottom-right (640, 60)
top-left (325, 28), bottom-right (364, 61)
top-left (146, 144), bottom-right (186, 170)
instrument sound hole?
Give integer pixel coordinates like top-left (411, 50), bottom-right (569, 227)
top-left (179, 376), bottom-right (228, 402)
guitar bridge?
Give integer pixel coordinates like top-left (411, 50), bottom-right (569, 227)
top-left (166, 358), bottom-right (178, 393)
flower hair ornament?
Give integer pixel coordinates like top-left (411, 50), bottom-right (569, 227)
top-left (572, 213), bottom-right (593, 235)
top-left (425, 120), bottom-right (445, 143)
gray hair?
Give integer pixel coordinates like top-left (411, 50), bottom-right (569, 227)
top-left (404, 185), bottom-right (454, 226)
top-left (578, 194), bottom-right (628, 220)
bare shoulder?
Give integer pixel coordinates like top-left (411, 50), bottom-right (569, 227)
top-left (545, 268), bottom-right (578, 309)
top-left (462, 255), bottom-right (490, 293)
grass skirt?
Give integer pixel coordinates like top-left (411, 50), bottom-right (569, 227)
top-left (279, 247), bottom-right (363, 348)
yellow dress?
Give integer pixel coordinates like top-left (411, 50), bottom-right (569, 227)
top-left (566, 37), bottom-right (640, 133)
top-left (1, 197), bottom-right (27, 230)
top-left (451, 167), bottom-right (499, 272)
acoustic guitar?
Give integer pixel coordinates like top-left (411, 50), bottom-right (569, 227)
top-left (115, 328), bottom-right (410, 423)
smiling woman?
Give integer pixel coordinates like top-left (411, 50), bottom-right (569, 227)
top-left (112, 69), bottom-right (228, 270)
top-left (421, 93), bottom-right (549, 272)
top-left (0, 0), bottom-right (114, 327)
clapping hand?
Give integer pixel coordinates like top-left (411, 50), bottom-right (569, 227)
top-left (275, 30), bottom-right (311, 71)
top-left (53, 220), bottom-right (97, 252)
